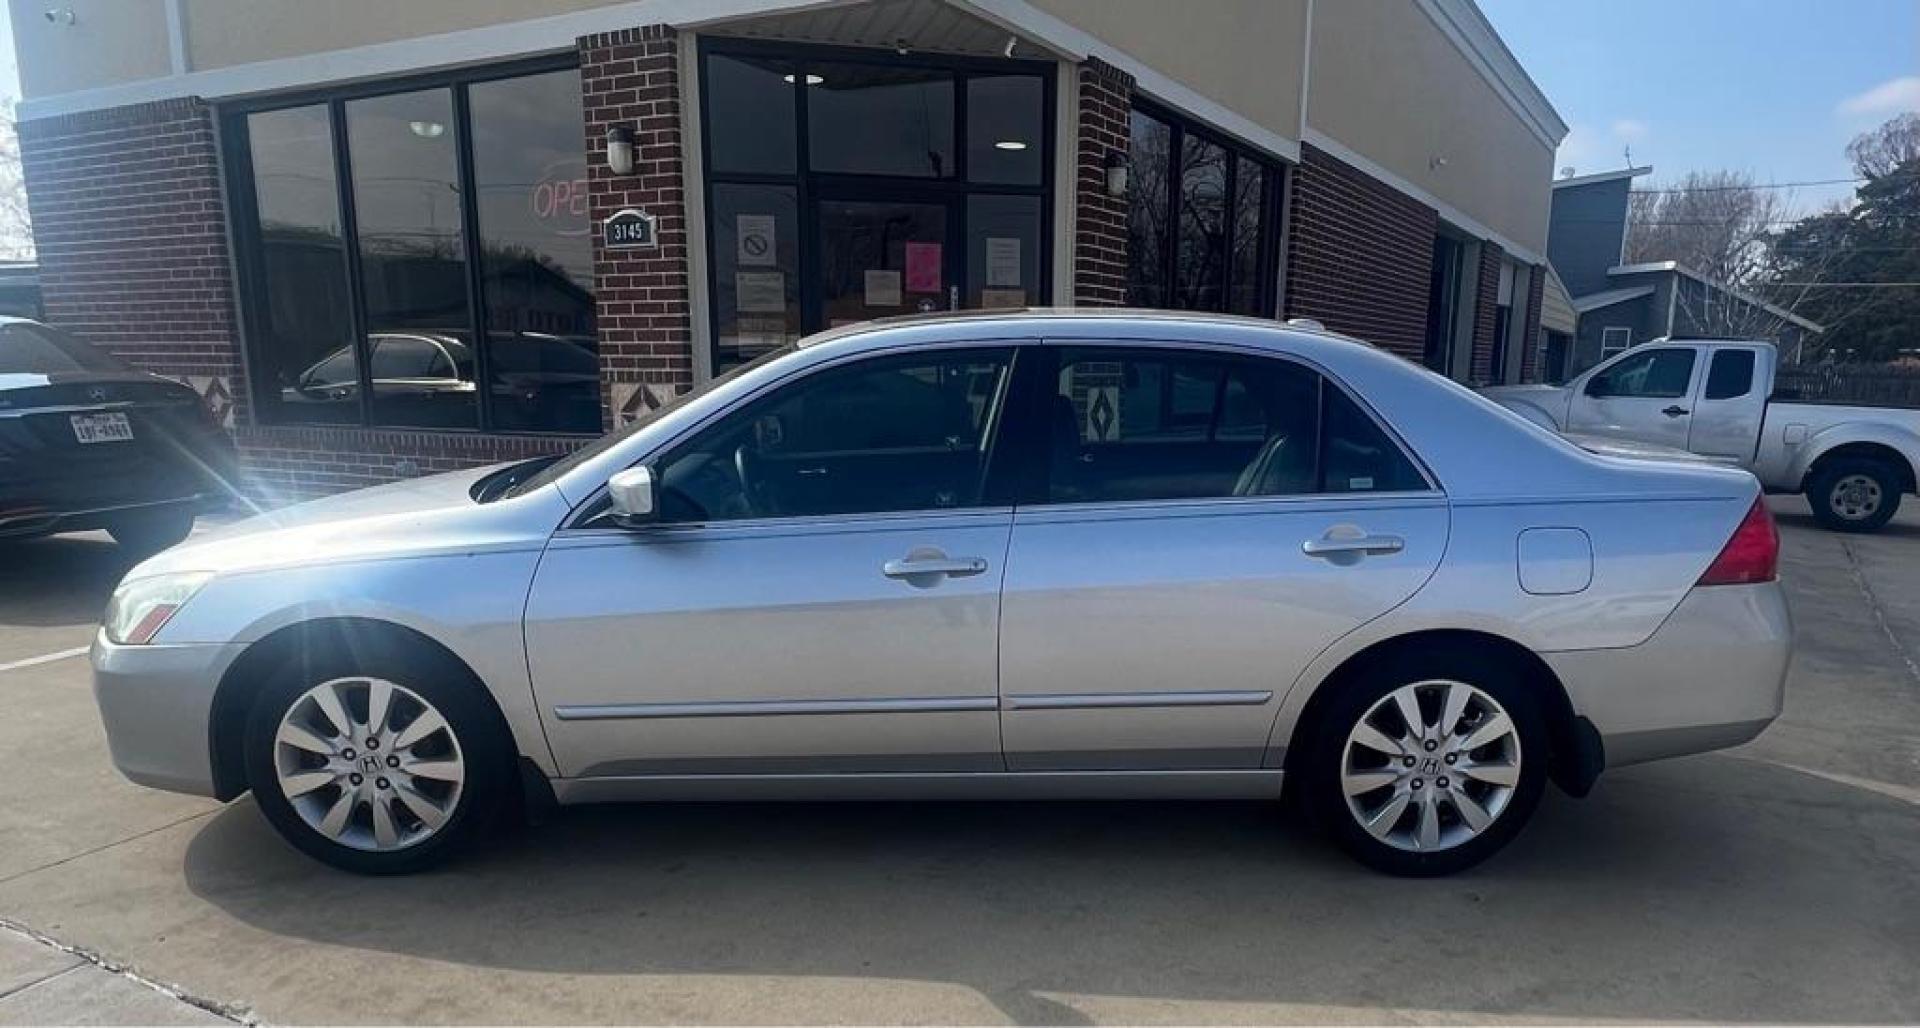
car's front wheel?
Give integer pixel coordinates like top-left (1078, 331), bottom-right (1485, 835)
top-left (1301, 650), bottom-right (1548, 876)
top-left (242, 645), bottom-right (512, 874)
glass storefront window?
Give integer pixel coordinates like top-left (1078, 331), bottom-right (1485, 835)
top-left (1126, 109), bottom-right (1172, 309)
top-left (1126, 103), bottom-right (1280, 316)
top-left (966, 194), bottom-right (1041, 309)
top-left (705, 54), bottom-right (797, 176)
top-left (345, 87), bottom-right (476, 429)
top-left (807, 64), bottom-right (955, 178)
top-left (710, 183), bottom-right (800, 369)
top-left (228, 62), bottom-right (596, 433)
top-left (966, 76), bottom-right (1044, 185)
top-left (245, 105), bottom-right (359, 425)
top-left (470, 70), bottom-right (599, 434)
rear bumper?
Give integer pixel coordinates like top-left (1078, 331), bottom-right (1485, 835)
top-left (1546, 582), bottom-right (1791, 767)
top-left (0, 492), bottom-right (228, 540)
top-left (90, 631), bottom-right (245, 798)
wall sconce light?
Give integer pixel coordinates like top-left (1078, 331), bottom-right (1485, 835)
top-left (1105, 150), bottom-right (1128, 198)
top-left (605, 125), bottom-right (635, 177)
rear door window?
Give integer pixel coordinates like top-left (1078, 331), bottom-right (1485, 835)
top-left (1045, 347), bottom-right (1426, 503)
top-left (1704, 349), bottom-right (1756, 400)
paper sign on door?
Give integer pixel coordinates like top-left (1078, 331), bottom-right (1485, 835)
top-left (904, 242), bottom-right (942, 292)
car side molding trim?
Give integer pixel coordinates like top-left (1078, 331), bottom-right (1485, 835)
top-left (1001, 690), bottom-right (1273, 711)
top-left (552, 695), bottom-right (1000, 720)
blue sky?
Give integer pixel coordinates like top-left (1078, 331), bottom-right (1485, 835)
top-left (1480, 0), bottom-right (1919, 214)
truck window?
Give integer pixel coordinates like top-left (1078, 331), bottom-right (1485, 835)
top-left (1704, 349), bottom-right (1756, 400)
top-left (1588, 348), bottom-right (1696, 399)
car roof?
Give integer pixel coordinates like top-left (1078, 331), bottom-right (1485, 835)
top-left (796, 307), bottom-right (1374, 358)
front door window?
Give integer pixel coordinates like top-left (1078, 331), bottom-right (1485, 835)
top-left (819, 200), bottom-right (950, 326)
top-left (700, 43), bottom-right (1053, 373)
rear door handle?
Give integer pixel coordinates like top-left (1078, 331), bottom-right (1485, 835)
top-left (1661, 405), bottom-right (1689, 417)
top-left (1302, 534), bottom-right (1405, 559)
top-left (883, 556), bottom-right (989, 579)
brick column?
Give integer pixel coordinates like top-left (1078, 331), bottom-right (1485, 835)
top-left (1520, 262), bottom-right (1545, 383)
top-left (1072, 58), bottom-right (1133, 307)
top-left (580, 25), bottom-right (694, 428)
top-left (1468, 243), bottom-right (1502, 384)
top-left (1282, 143), bottom-right (1439, 359)
top-left (18, 98), bottom-right (244, 427)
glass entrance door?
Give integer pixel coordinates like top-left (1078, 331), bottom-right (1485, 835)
top-left (816, 198), bottom-right (953, 328)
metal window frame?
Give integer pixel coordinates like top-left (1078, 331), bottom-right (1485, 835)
top-left (696, 37), bottom-right (1057, 375)
top-left (1125, 96), bottom-right (1286, 317)
top-left (219, 53), bottom-right (589, 435)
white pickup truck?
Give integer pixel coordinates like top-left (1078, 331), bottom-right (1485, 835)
top-left (1483, 339), bottom-right (1920, 532)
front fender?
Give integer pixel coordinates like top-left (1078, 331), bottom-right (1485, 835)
top-left (156, 549), bottom-right (559, 776)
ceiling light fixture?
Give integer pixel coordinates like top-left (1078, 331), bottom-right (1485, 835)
top-left (782, 73), bottom-right (826, 85)
top-left (993, 140), bottom-right (1029, 151)
top-left (408, 120), bottom-right (446, 139)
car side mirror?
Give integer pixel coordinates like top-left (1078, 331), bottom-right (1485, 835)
top-left (607, 466), bottom-right (658, 527)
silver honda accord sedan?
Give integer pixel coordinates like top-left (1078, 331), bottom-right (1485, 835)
top-left (91, 310), bottom-right (1790, 876)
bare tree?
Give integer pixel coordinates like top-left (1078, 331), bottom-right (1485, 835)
top-left (1845, 111), bottom-right (1920, 180)
top-left (0, 99), bottom-right (33, 261)
top-left (1626, 170), bottom-right (1789, 289)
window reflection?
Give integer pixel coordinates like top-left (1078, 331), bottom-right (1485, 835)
top-left (471, 70), bottom-right (600, 433)
top-left (808, 64), bottom-right (954, 178)
top-left (1126, 109), bottom-right (1171, 308)
top-left (706, 55), bottom-right (797, 175)
top-left (967, 76), bottom-right (1043, 184)
top-left (346, 87), bottom-right (477, 429)
top-left (247, 105), bottom-right (359, 425)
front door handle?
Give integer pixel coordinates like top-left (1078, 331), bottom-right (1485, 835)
top-left (1661, 405), bottom-right (1690, 417)
top-left (883, 554), bottom-right (989, 580)
top-left (1302, 533), bottom-right (1405, 559)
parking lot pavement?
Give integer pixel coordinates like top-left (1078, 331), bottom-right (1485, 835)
top-left (0, 508), bottom-right (1916, 1025)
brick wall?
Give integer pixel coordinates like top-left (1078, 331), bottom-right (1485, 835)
top-left (1468, 244), bottom-right (1502, 384)
top-left (18, 99), bottom-right (245, 423)
top-left (580, 24), bottom-right (695, 427)
top-left (1072, 58), bottom-right (1133, 306)
top-left (1282, 143), bottom-right (1438, 359)
top-left (1520, 262), bottom-right (1545, 383)
top-left (235, 426), bottom-right (581, 501)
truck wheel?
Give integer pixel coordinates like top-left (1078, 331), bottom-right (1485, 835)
top-left (1807, 457), bottom-right (1902, 533)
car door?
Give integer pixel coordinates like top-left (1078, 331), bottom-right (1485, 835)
top-left (1565, 346), bottom-right (1702, 450)
top-left (997, 343), bottom-right (1448, 770)
top-left (1686, 345), bottom-right (1768, 464)
top-left (525, 346), bottom-right (1016, 778)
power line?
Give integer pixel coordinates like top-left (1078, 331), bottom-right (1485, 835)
top-left (1622, 171), bottom-right (1920, 194)
top-left (1769, 281), bottom-right (1920, 288)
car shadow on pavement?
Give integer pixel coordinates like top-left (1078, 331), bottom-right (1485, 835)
top-left (179, 753), bottom-right (1920, 1024)
top-left (1771, 503), bottom-right (1920, 539)
top-left (0, 534), bottom-right (143, 628)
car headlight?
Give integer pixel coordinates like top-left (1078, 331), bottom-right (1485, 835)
top-left (103, 572), bottom-right (214, 645)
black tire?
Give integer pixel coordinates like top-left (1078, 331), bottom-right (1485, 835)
top-left (1806, 457), bottom-right (1903, 533)
top-left (1298, 646), bottom-right (1549, 877)
top-left (242, 635), bottom-right (514, 874)
top-left (107, 507), bottom-right (194, 555)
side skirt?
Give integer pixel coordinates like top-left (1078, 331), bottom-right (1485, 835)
top-left (551, 769), bottom-right (1288, 804)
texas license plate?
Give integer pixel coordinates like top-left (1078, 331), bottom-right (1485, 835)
top-left (70, 412), bottom-right (134, 444)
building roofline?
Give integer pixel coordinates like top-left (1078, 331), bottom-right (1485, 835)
top-left (1552, 166), bottom-right (1654, 190)
top-left (1414, 0), bottom-right (1568, 149)
top-left (1571, 285), bottom-right (1656, 312)
top-left (1607, 261), bottom-right (1825, 333)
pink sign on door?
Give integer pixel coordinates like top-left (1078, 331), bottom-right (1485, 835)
top-left (904, 242), bottom-right (943, 293)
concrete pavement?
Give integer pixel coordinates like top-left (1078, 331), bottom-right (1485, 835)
top-left (0, 500), bottom-right (1915, 1024)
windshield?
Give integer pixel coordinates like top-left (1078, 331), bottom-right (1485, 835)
top-left (504, 344), bottom-right (797, 498)
top-left (0, 322), bottom-right (132, 375)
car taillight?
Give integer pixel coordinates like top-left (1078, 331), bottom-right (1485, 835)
top-left (1698, 497), bottom-right (1779, 586)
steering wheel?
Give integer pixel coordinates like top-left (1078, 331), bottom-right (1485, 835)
top-left (733, 443), bottom-right (770, 517)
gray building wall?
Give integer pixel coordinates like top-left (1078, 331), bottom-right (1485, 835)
top-left (1548, 178), bottom-right (1633, 297)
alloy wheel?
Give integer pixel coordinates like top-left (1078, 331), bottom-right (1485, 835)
top-left (272, 676), bottom-right (465, 853)
top-left (1341, 679), bottom-right (1522, 853)
top-left (1829, 473), bottom-right (1883, 521)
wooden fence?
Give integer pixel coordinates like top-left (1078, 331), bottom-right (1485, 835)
top-left (1774, 364), bottom-right (1920, 410)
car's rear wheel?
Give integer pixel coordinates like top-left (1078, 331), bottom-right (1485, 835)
top-left (242, 644), bottom-right (511, 874)
top-left (107, 507), bottom-right (194, 555)
top-left (1302, 650), bottom-right (1548, 876)
top-left (1807, 457), bottom-right (1902, 533)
